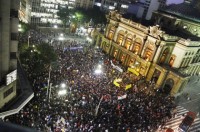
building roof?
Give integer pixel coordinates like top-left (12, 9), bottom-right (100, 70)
top-left (161, 2), bottom-right (200, 22)
top-left (162, 27), bottom-right (200, 41)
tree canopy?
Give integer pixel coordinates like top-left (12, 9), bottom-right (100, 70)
top-left (57, 6), bottom-right (106, 27)
top-left (74, 6), bottom-right (107, 25)
top-left (19, 43), bottom-right (57, 76)
top-left (57, 6), bottom-right (72, 27)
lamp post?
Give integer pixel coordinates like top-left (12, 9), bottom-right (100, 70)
top-left (47, 65), bottom-right (52, 102)
top-left (28, 31), bottom-right (31, 47)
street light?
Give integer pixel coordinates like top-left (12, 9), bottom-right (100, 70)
top-left (94, 64), bottom-right (103, 75)
top-left (54, 25), bottom-right (58, 28)
top-left (58, 89), bottom-right (67, 96)
top-left (61, 83), bottom-right (66, 88)
top-left (28, 31), bottom-right (31, 47)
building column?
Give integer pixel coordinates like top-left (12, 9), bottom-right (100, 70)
top-left (153, 42), bottom-right (165, 63)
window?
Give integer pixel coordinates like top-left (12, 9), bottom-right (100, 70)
top-left (4, 87), bottom-right (14, 98)
top-left (10, 9), bottom-right (18, 18)
top-left (10, 52), bottom-right (17, 59)
top-left (11, 33), bottom-right (18, 41)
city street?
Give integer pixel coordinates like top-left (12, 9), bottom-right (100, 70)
top-left (157, 106), bottom-right (200, 132)
top-left (175, 75), bottom-right (200, 116)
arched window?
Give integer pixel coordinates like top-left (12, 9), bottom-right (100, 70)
top-left (124, 34), bottom-right (132, 50)
top-left (113, 49), bottom-right (118, 58)
top-left (169, 55), bottom-right (176, 67)
top-left (116, 30), bottom-right (125, 45)
top-left (129, 58), bottom-right (135, 67)
top-left (120, 53), bottom-right (126, 63)
top-left (132, 38), bottom-right (142, 55)
top-left (107, 26), bottom-right (115, 40)
top-left (159, 48), bottom-right (169, 64)
top-left (143, 43), bottom-right (155, 62)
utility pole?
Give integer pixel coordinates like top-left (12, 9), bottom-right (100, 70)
top-left (28, 31), bottom-right (31, 47)
top-left (95, 96), bottom-right (104, 116)
top-left (47, 65), bottom-right (52, 102)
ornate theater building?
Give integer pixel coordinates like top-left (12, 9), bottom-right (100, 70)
top-left (94, 10), bottom-right (200, 96)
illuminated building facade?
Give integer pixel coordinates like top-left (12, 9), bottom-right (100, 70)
top-left (31, 0), bottom-right (95, 27)
top-left (31, 0), bottom-right (68, 26)
top-left (19, 0), bottom-right (32, 23)
top-left (94, 0), bottom-right (131, 13)
top-left (75, 0), bottom-right (95, 9)
top-left (152, 1), bottom-right (200, 77)
top-left (94, 11), bottom-right (200, 95)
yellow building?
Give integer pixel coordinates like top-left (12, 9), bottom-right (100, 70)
top-left (94, 11), bottom-right (196, 96)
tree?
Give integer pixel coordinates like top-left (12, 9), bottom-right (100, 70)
top-left (19, 21), bottom-right (30, 34)
top-left (71, 6), bottom-right (107, 26)
top-left (57, 6), bottom-right (71, 27)
top-left (19, 43), bottom-right (57, 76)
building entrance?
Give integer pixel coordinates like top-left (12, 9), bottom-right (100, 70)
top-left (162, 78), bottom-right (174, 95)
top-left (152, 69), bottom-right (161, 84)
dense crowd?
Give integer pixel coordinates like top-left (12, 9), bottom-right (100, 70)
top-left (5, 29), bottom-right (176, 132)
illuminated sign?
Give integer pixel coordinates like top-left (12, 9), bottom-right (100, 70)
top-left (6, 70), bottom-right (17, 85)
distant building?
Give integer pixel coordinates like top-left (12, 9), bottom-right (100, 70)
top-left (127, 0), bottom-right (184, 20)
top-left (0, 0), bottom-right (34, 119)
top-left (31, 0), bottom-right (68, 27)
top-left (94, 10), bottom-right (200, 95)
top-left (19, 0), bottom-right (32, 23)
top-left (31, 0), bottom-right (95, 27)
top-left (94, 0), bottom-right (132, 14)
top-left (75, 0), bottom-right (95, 9)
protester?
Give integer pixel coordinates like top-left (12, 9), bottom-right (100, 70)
top-left (5, 29), bottom-right (176, 132)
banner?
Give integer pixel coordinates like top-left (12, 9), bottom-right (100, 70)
top-left (64, 46), bottom-right (83, 52)
top-left (111, 60), bottom-right (123, 73)
top-left (128, 67), bottom-right (139, 76)
top-left (118, 94), bottom-right (127, 100)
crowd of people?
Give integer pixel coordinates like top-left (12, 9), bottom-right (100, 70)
top-left (5, 29), bottom-right (177, 132)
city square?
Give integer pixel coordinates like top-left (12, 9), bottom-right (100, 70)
top-left (1, 0), bottom-right (200, 132)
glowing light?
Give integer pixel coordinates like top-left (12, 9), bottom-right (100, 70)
top-left (94, 69), bottom-right (102, 74)
top-left (58, 37), bottom-right (64, 40)
top-left (61, 83), bottom-right (66, 88)
top-left (54, 25), bottom-right (58, 28)
top-left (98, 64), bottom-right (102, 69)
top-left (58, 89), bottom-right (67, 95)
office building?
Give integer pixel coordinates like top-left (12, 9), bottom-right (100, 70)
top-left (19, 0), bottom-right (32, 23)
top-left (31, 0), bottom-right (95, 27)
top-left (94, 0), bottom-right (131, 14)
top-left (0, 0), bottom-right (34, 119)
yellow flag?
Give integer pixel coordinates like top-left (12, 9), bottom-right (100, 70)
top-left (125, 84), bottom-right (132, 90)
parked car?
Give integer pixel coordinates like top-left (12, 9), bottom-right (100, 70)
top-left (178, 111), bottom-right (196, 132)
